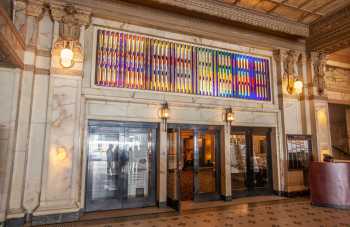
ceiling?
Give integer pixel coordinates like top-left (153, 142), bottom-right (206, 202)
top-left (219, 0), bottom-right (350, 24)
top-left (328, 47), bottom-right (350, 64)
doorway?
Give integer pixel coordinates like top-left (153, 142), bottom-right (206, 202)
top-left (85, 121), bottom-right (157, 212)
top-left (230, 127), bottom-right (273, 197)
top-left (167, 125), bottom-right (221, 210)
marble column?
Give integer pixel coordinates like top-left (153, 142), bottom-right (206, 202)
top-left (22, 8), bottom-right (54, 218)
top-left (308, 52), bottom-right (332, 161)
top-left (29, 2), bottom-right (91, 220)
top-left (7, 0), bottom-right (45, 220)
top-left (221, 123), bottom-right (231, 200)
top-left (158, 120), bottom-right (167, 207)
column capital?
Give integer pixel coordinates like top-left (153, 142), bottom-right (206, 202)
top-left (26, 0), bottom-right (45, 17)
top-left (50, 2), bottom-right (91, 41)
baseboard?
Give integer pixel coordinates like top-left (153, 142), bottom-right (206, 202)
top-left (31, 211), bottom-right (80, 226)
top-left (221, 195), bottom-right (232, 202)
top-left (5, 217), bottom-right (25, 227)
top-left (273, 190), bottom-right (309, 197)
top-left (311, 202), bottom-right (350, 209)
top-left (157, 201), bottom-right (167, 208)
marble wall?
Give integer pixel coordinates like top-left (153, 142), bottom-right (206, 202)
top-left (0, 68), bottom-right (20, 223)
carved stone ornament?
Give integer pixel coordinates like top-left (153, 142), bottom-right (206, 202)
top-left (311, 52), bottom-right (327, 95)
top-left (50, 2), bottom-right (91, 41)
top-left (26, 0), bottom-right (44, 17)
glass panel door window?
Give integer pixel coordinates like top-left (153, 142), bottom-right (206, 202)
top-left (230, 134), bottom-right (248, 193)
top-left (196, 130), bottom-right (218, 195)
top-left (86, 121), bottom-right (157, 212)
top-left (230, 128), bottom-right (272, 197)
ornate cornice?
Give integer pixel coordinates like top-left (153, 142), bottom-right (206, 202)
top-left (127, 0), bottom-right (309, 37)
top-left (307, 5), bottom-right (350, 54)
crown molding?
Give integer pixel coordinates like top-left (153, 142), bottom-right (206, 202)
top-left (119, 0), bottom-right (309, 38)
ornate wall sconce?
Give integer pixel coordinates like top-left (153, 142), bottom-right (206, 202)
top-left (287, 76), bottom-right (304, 95)
top-left (225, 107), bottom-right (235, 125)
top-left (159, 102), bottom-right (169, 131)
top-left (60, 40), bottom-right (74, 68)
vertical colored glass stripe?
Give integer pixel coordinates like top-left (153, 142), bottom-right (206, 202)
top-left (95, 29), bottom-right (271, 101)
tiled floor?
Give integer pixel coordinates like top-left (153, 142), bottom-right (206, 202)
top-left (47, 199), bottom-right (350, 227)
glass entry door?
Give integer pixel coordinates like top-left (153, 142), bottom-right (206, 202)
top-left (167, 125), bottom-right (221, 209)
top-left (86, 121), bottom-right (157, 212)
top-left (230, 127), bottom-right (272, 197)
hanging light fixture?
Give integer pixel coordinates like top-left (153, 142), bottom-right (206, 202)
top-left (159, 102), bottom-right (169, 131)
top-left (225, 107), bottom-right (235, 125)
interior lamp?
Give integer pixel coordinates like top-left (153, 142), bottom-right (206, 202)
top-left (60, 41), bottom-right (74, 68)
top-left (287, 76), bottom-right (303, 95)
top-left (225, 107), bottom-right (235, 125)
top-left (159, 102), bottom-right (169, 131)
top-left (293, 79), bottom-right (303, 95)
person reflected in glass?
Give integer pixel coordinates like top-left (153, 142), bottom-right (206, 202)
top-left (106, 144), bottom-right (114, 175)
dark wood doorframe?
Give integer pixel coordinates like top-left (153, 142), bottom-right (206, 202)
top-left (231, 127), bottom-right (273, 198)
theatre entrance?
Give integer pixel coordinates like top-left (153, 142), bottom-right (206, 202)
top-left (85, 121), bottom-right (157, 212)
top-left (230, 127), bottom-right (273, 198)
top-left (167, 125), bottom-right (221, 210)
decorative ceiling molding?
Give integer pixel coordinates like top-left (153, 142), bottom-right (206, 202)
top-left (307, 5), bottom-right (350, 54)
top-left (126, 0), bottom-right (309, 37)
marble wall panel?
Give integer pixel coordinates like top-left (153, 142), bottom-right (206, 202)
top-left (0, 68), bottom-right (20, 222)
top-left (37, 11), bottom-right (53, 51)
top-left (38, 75), bottom-right (82, 212)
top-left (283, 98), bottom-right (302, 134)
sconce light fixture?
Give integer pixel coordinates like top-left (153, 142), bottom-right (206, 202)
top-left (60, 41), bottom-right (74, 68)
top-left (287, 76), bottom-right (303, 95)
top-left (159, 102), bottom-right (169, 131)
top-left (225, 107), bottom-right (235, 125)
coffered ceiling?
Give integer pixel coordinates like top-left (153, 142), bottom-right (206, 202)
top-left (220, 0), bottom-right (350, 24)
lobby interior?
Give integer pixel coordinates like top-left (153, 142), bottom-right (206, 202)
top-left (1, 0), bottom-right (350, 226)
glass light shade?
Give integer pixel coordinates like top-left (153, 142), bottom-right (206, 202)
top-left (293, 79), bottom-right (303, 95)
top-left (60, 48), bottom-right (74, 68)
top-left (159, 104), bottom-right (169, 119)
top-left (226, 108), bottom-right (235, 123)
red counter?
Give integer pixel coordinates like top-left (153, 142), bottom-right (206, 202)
top-left (310, 161), bottom-right (350, 209)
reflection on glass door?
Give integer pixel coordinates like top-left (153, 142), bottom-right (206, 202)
top-left (86, 121), bottom-right (157, 212)
top-left (230, 128), bottom-right (272, 197)
top-left (252, 135), bottom-right (269, 189)
top-left (230, 134), bottom-right (248, 193)
top-left (196, 129), bottom-right (219, 197)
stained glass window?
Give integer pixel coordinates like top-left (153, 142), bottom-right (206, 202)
top-left (95, 29), bottom-right (271, 101)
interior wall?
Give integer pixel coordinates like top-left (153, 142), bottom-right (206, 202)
top-left (328, 103), bottom-right (350, 160)
top-left (0, 67), bottom-right (20, 223)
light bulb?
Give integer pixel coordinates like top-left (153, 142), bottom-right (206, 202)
top-left (60, 48), bottom-right (74, 68)
top-left (293, 79), bottom-right (303, 95)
